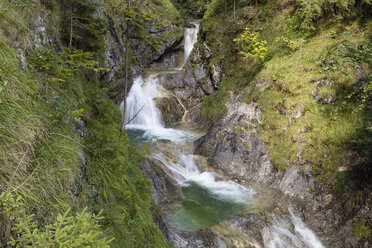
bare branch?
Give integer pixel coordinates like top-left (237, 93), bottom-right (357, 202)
top-left (124, 103), bottom-right (146, 126)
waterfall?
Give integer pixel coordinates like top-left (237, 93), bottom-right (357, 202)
top-left (262, 207), bottom-right (325, 248)
top-left (184, 24), bottom-right (200, 64)
top-left (119, 21), bottom-right (325, 248)
top-left (151, 153), bottom-right (255, 204)
top-left (120, 24), bottom-right (201, 142)
top-left (121, 75), bottom-right (164, 128)
top-left (120, 75), bottom-right (192, 142)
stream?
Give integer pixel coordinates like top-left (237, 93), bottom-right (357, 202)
top-left (120, 24), bottom-right (325, 248)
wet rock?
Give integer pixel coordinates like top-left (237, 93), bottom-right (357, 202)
top-left (151, 49), bottom-right (184, 69)
top-left (154, 96), bottom-right (184, 125)
top-left (158, 139), bottom-right (172, 144)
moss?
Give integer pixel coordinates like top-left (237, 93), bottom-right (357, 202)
top-left (353, 221), bottom-right (371, 239)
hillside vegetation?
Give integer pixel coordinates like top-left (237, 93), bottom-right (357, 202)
top-left (200, 0), bottom-right (371, 194)
top-left (0, 0), bottom-right (180, 247)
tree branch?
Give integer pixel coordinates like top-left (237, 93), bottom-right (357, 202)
top-left (124, 103), bottom-right (146, 126)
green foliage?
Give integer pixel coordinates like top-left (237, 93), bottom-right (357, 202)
top-left (353, 221), bottom-right (371, 239)
top-left (27, 46), bottom-right (105, 83)
top-left (60, 0), bottom-right (106, 51)
top-left (332, 171), bottom-right (348, 191)
top-left (171, 0), bottom-right (212, 19)
top-left (275, 36), bottom-right (300, 52)
top-left (294, 0), bottom-right (372, 30)
top-left (316, 55), bottom-right (339, 71)
top-left (233, 28), bottom-right (268, 62)
top-left (82, 82), bottom-right (172, 247)
top-left (336, 40), bottom-right (372, 67)
top-left (1, 3), bottom-right (171, 247)
top-left (0, 192), bottom-right (112, 247)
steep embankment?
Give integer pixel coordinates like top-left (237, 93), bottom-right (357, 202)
top-left (183, 0), bottom-right (371, 247)
top-left (0, 0), bottom-right (183, 247)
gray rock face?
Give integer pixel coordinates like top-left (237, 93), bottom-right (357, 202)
top-left (157, 42), bottom-right (222, 127)
top-left (194, 98), bottom-right (314, 200)
top-left (194, 94), bottom-right (372, 247)
top-left (103, 13), bottom-right (183, 101)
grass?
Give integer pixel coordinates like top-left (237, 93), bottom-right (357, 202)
top-left (252, 25), bottom-right (367, 174)
top-left (199, 0), bottom-right (371, 184)
top-left (0, 2), bottom-right (172, 247)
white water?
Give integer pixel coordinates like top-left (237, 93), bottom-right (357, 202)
top-left (120, 75), bottom-right (193, 142)
top-left (262, 208), bottom-right (325, 248)
top-left (122, 75), bottom-right (165, 128)
top-left (184, 24), bottom-right (200, 64)
top-left (151, 153), bottom-right (255, 204)
top-left (120, 23), bottom-right (325, 248)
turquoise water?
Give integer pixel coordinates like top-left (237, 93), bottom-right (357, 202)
top-left (168, 181), bottom-right (255, 231)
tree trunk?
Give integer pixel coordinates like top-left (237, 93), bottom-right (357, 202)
top-left (233, 0), bottom-right (236, 20)
top-left (69, 7), bottom-right (73, 48)
top-left (121, 0), bottom-right (130, 132)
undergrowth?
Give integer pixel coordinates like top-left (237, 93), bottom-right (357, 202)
top-left (0, 0), bottom-right (173, 247)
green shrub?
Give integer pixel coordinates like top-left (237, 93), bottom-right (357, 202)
top-left (0, 192), bottom-right (112, 248)
top-left (295, 0), bottom-right (372, 30)
top-left (233, 28), bottom-right (268, 62)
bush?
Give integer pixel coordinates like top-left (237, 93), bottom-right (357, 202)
top-left (0, 192), bottom-right (112, 247)
top-left (233, 28), bottom-right (268, 62)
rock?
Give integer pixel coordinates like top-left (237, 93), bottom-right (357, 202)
top-left (103, 12), bottom-right (184, 100)
top-left (194, 99), bottom-right (314, 199)
top-left (154, 96), bottom-right (184, 125)
top-left (311, 79), bottom-right (337, 104)
top-left (194, 64), bottom-right (207, 82)
top-left (203, 42), bottom-right (212, 59)
top-left (210, 64), bottom-right (222, 87)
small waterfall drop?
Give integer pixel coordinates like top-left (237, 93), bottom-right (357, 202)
top-left (184, 23), bottom-right (200, 64)
top-left (120, 24), bottom-right (201, 142)
top-left (151, 153), bottom-right (255, 204)
top-left (121, 75), bottom-right (164, 128)
top-left (120, 75), bottom-right (192, 142)
top-left (262, 208), bottom-right (325, 248)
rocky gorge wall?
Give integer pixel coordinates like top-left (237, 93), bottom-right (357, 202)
top-left (149, 13), bottom-right (371, 248)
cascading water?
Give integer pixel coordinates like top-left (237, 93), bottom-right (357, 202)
top-left (150, 153), bottom-right (256, 230)
top-left (184, 23), bottom-right (200, 64)
top-left (262, 208), bottom-right (325, 248)
top-left (120, 75), bottom-right (193, 142)
top-left (120, 24), bottom-right (325, 248)
top-left (122, 75), bottom-right (164, 128)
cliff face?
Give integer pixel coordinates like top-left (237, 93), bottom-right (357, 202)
top-left (103, 8), bottom-right (184, 100)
